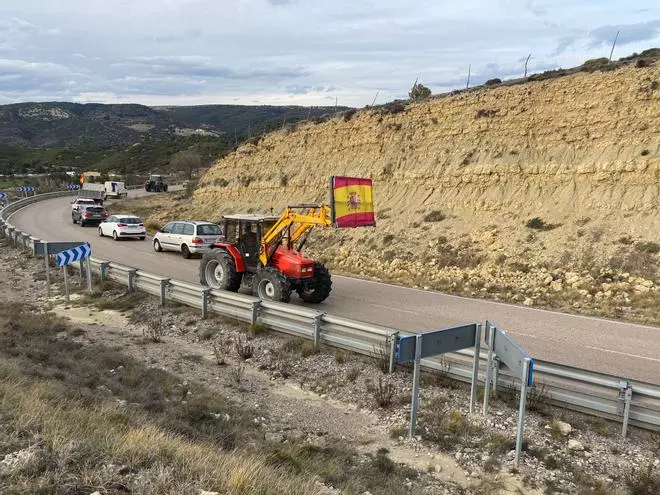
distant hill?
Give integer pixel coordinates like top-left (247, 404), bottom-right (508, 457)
top-left (0, 102), bottom-right (348, 148)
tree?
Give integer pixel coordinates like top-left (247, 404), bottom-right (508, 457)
top-left (409, 82), bottom-right (432, 100)
top-left (170, 150), bottom-right (202, 179)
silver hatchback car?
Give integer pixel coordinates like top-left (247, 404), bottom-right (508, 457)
top-left (153, 221), bottom-right (223, 258)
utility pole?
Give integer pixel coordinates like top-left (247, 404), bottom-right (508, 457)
top-left (609, 30), bottom-right (620, 62)
top-left (524, 53), bottom-right (532, 78)
top-left (466, 64), bottom-right (471, 89)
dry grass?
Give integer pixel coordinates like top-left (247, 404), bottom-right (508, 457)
top-left (0, 301), bottom-right (432, 494)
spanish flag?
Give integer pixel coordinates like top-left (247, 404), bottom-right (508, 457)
top-left (330, 176), bottom-right (376, 228)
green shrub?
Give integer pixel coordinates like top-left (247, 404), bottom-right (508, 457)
top-left (485, 78), bottom-right (502, 86)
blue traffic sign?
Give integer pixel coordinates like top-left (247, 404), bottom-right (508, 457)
top-left (67, 184), bottom-right (81, 190)
top-left (0, 192), bottom-right (7, 200)
top-left (56, 243), bottom-right (91, 267)
top-left (16, 186), bottom-right (35, 193)
top-left (397, 324), bottom-right (478, 364)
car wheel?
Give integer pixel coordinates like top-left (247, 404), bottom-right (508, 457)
top-left (80, 220), bottom-right (85, 227)
top-left (154, 239), bottom-right (163, 252)
top-left (113, 231), bottom-right (119, 241)
top-left (181, 244), bottom-right (192, 259)
top-left (72, 216), bottom-right (77, 224)
top-left (98, 227), bottom-right (103, 237)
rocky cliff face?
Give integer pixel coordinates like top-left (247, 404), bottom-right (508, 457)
top-left (163, 62), bottom-right (660, 324)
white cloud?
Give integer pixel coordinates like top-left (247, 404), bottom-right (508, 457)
top-left (0, 0), bottom-right (658, 106)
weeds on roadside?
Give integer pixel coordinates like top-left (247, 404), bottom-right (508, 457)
top-left (369, 377), bottom-right (395, 408)
top-left (234, 334), bottom-right (254, 360)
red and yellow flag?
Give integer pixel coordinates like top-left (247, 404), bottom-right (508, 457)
top-left (330, 176), bottom-right (376, 228)
top-left (79, 174), bottom-right (85, 185)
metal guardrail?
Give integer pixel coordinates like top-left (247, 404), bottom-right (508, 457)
top-left (1, 192), bottom-right (660, 435)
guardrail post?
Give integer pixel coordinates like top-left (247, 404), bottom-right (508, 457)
top-left (159, 279), bottom-right (170, 306)
top-left (21, 232), bottom-right (29, 251)
top-left (99, 262), bottom-right (110, 281)
top-left (127, 269), bottom-right (137, 292)
top-left (7, 227), bottom-right (15, 245)
top-left (492, 356), bottom-right (500, 399)
top-left (250, 300), bottom-right (260, 326)
top-left (78, 259), bottom-right (85, 278)
top-left (313, 312), bottom-right (324, 346)
top-left (619, 380), bottom-right (633, 438)
top-left (201, 288), bottom-right (211, 318)
top-left (389, 331), bottom-right (399, 373)
top-left (32, 238), bottom-right (41, 256)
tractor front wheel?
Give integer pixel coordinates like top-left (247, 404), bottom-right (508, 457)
top-left (199, 249), bottom-right (242, 291)
top-left (253, 267), bottom-right (291, 303)
top-left (297, 263), bottom-right (332, 303)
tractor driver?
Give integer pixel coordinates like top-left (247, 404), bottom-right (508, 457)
top-left (241, 224), bottom-right (258, 252)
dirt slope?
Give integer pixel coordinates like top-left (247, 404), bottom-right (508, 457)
top-left (157, 62), bottom-right (660, 324)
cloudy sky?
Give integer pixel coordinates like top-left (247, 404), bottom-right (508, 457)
top-left (1, 0), bottom-right (659, 107)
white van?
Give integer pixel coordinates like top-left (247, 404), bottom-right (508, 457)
top-left (80, 181), bottom-right (128, 202)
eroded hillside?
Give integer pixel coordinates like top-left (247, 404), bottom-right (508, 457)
top-left (157, 62), bottom-right (660, 324)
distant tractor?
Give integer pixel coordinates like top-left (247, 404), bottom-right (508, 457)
top-left (199, 176), bottom-right (376, 303)
top-left (145, 174), bottom-right (168, 192)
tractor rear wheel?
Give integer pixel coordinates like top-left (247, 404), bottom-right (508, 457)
top-left (145, 183), bottom-right (151, 192)
top-left (296, 263), bottom-right (332, 303)
top-left (253, 267), bottom-right (291, 303)
top-left (199, 249), bottom-right (242, 291)
top-left (163, 184), bottom-right (168, 192)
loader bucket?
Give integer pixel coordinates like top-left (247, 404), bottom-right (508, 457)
top-left (329, 176), bottom-right (376, 228)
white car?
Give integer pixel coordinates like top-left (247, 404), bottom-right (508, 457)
top-left (153, 220), bottom-right (222, 258)
top-left (71, 197), bottom-right (97, 212)
top-left (98, 214), bottom-right (147, 241)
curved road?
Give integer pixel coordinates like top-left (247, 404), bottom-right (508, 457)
top-left (9, 194), bottom-right (660, 383)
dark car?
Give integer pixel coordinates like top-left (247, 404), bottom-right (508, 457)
top-left (73, 205), bottom-right (108, 226)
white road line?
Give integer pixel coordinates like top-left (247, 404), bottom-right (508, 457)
top-left (333, 275), bottom-right (660, 331)
top-left (585, 345), bottom-right (660, 363)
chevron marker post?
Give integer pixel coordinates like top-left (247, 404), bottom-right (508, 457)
top-left (55, 243), bottom-right (92, 301)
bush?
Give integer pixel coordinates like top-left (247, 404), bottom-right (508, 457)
top-left (279, 174), bottom-right (289, 187)
top-left (636, 59), bottom-right (652, 68)
top-left (371, 377), bottom-right (395, 408)
top-left (641, 149), bottom-right (650, 156)
top-left (581, 58), bottom-right (609, 71)
top-left (342, 109), bottom-right (357, 121)
top-left (525, 217), bottom-right (560, 231)
top-left (409, 83), bottom-right (432, 100)
top-left (636, 242), bottom-right (660, 254)
top-left (345, 367), bottom-right (360, 382)
top-left (423, 210), bottom-right (446, 222)
top-left (214, 178), bottom-right (229, 187)
top-left (234, 334), bottom-right (253, 360)
top-left (476, 108), bottom-right (498, 118)
top-left (485, 78), bottom-right (502, 86)
top-left (380, 101), bottom-right (406, 115)
top-left (625, 463), bottom-right (660, 494)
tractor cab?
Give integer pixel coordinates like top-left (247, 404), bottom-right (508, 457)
top-left (219, 214), bottom-right (279, 271)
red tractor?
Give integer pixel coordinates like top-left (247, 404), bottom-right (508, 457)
top-left (198, 176), bottom-right (376, 303)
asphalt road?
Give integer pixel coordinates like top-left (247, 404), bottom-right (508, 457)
top-left (9, 194), bottom-right (660, 383)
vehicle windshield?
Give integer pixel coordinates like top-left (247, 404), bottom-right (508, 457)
top-left (197, 224), bottom-right (222, 235)
top-left (85, 206), bottom-right (105, 213)
top-left (119, 217), bottom-right (142, 224)
top-left (78, 199), bottom-right (95, 204)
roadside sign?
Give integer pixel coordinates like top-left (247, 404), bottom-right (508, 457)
top-left (397, 324), bottom-right (478, 363)
top-left (16, 186), bottom-right (35, 192)
top-left (0, 192), bottom-right (7, 200)
top-left (56, 243), bottom-right (91, 267)
top-left (67, 184), bottom-right (81, 190)
top-left (53, 242), bottom-right (93, 302)
top-left (35, 241), bottom-right (89, 256)
top-left (493, 329), bottom-right (533, 386)
top-left (396, 323), bottom-right (482, 440)
top-left (482, 321), bottom-right (534, 468)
